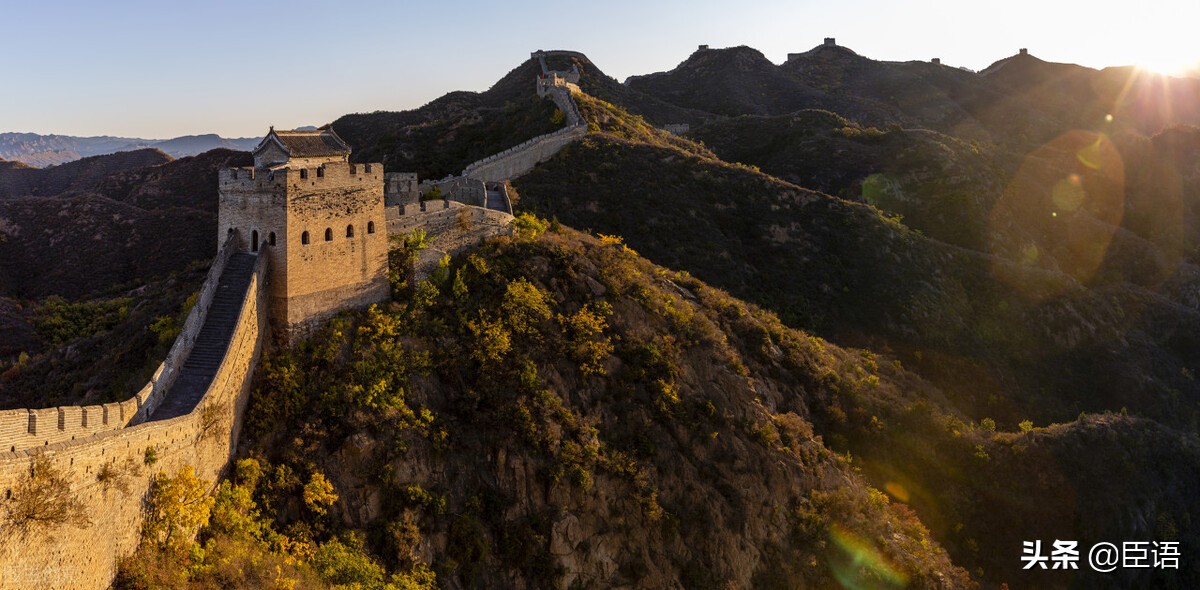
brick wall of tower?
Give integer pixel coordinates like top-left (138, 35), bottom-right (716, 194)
top-left (279, 163), bottom-right (389, 335)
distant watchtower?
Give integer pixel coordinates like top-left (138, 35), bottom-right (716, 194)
top-left (824, 37), bottom-right (836, 47)
top-left (218, 127), bottom-right (389, 339)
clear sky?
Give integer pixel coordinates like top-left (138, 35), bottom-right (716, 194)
top-left (2, 0), bottom-right (1196, 138)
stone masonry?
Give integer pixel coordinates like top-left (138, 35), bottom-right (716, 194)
top-left (219, 128), bottom-right (390, 340)
top-left (0, 235), bottom-right (269, 590)
top-left (0, 51), bottom-right (576, 589)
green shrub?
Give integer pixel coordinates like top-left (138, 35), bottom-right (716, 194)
top-left (35, 295), bottom-right (132, 347)
top-left (421, 185), bottom-right (442, 202)
top-left (513, 212), bottom-right (549, 240)
top-left (312, 533), bottom-right (388, 587)
top-left (502, 278), bottom-right (553, 335)
top-left (557, 302), bottom-right (614, 377)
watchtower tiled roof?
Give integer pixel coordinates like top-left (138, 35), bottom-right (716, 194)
top-left (254, 127), bottom-right (351, 159)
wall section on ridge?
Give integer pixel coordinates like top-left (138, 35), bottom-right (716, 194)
top-left (0, 251), bottom-right (269, 590)
top-left (0, 237), bottom-right (239, 453)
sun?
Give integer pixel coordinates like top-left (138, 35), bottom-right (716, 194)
top-left (1135, 61), bottom-right (1193, 77)
top-left (1131, 52), bottom-right (1198, 77)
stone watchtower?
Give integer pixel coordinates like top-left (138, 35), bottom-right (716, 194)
top-left (218, 127), bottom-right (389, 339)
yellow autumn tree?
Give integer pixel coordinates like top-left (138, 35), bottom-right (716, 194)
top-left (143, 465), bottom-right (214, 550)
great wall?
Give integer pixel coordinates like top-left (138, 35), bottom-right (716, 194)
top-left (0, 51), bottom-right (588, 590)
top-left (419, 50), bottom-right (586, 191)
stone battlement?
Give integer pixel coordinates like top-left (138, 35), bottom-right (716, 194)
top-left (219, 151), bottom-right (389, 340)
top-left (532, 50), bottom-right (582, 85)
top-left (385, 172), bottom-right (419, 207)
top-left (1, 236), bottom-right (242, 455)
top-left (0, 50), bottom-right (581, 589)
top-left (386, 200), bottom-right (514, 279)
top-left (219, 162), bottom-right (382, 196)
top-left (418, 176), bottom-right (487, 207)
top-left (0, 236), bottom-right (269, 590)
top-left (463, 85), bottom-right (585, 183)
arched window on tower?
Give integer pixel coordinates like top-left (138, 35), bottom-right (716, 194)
top-left (346, 224), bottom-right (355, 238)
top-left (300, 169), bottom-right (308, 180)
top-left (316, 166), bottom-right (324, 178)
top-left (302, 231), bottom-right (310, 245)
top-left (367, 221), bottom-right (375, 234)
top-left (251, 230), bottom-right (259, 252)
top-left (325, 228), bottom-right (333, 242)
top-left (268, 232), bottom-right (276, 246)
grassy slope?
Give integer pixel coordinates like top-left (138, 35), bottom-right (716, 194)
top-left (117, 224), bottom-right (1200, 589)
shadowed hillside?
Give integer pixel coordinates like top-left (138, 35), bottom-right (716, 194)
top-left (0, 148), bottom-right (250, 299)
top-left (0, 149), bottom-right (252, 409)
top-left (515, 92), bottom-right (1200, 447)
top-left (331, 59), bottom-right (564, 180)
top-left (625, 43), bottom-right (1200, 149)
top-left (0, 148), bottom-right (172, 199)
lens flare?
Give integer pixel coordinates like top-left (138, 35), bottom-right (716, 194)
top-left (1050, 174), bottom-right (1085, 212)
top-left (884, 481), bottom-right (910, 503)
top-left (989, 130), bottom-right (1126, 299)
top-left (828, 525), bottom-right (909, 589)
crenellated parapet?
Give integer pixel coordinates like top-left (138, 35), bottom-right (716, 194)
top-left (0, 53), bottom-right (587, 588)
top-left (220, 162), bottom-right (382, 196)
top-left (219, 147), bottom-right (389, 341)
top-left (0, 236), bottom-right (269, 590)
top-left (0, 235), bottom-right (239, 455)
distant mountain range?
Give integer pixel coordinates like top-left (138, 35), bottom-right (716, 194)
top-left (0, 132), bottom-right (261, 167)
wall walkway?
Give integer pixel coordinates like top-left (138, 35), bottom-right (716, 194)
top-left (0, 239), bottom-right (269, 590)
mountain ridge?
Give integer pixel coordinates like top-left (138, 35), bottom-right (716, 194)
top-left (3, 44), bottom-right (1199, 589)
top-left (0, 131), bottom-right (260, 168)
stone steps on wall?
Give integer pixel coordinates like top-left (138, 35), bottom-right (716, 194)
top-left (151, 252), bottom-right (257, 420)
top-left (484, 186), bottom-right (508, 213)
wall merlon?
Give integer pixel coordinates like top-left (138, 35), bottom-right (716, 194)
top-left (120, 399), bottom-right (139, 428)
top-left (103, 403), bottom-right (121, 426)
top-left (30, 408), bottom-right (57, 439)
top-left (282, 161), bottom-right (383, 191)
top-left (220, 168), bottom-right (286, 193)
top-left (0, 411), bottom-right (26, 449)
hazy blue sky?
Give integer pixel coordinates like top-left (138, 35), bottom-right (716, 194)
top-left (3, 0), bottom-right (1196, 138)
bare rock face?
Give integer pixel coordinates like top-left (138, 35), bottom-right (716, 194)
top-left (549, 513), bottom-right (581, 556)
